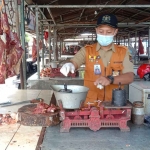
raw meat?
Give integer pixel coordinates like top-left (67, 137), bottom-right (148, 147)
top-left (0, 19), bottom-right (3, 35)
top-left (0, 38), bottom-right (6, 83)
top-left (0, 12), bottom-right (24, 82)
top-left (32, 38), bottom-right (37, 61)
top-left (0, 113), bottom-right (18, 125)
top-left (33, 101), bottom-right (58, 114)
top-left (1, 13), bottom-right (10, 33)
top-left (33, 102), bottom-right (49, 114)
top-left (6, 32), bottom-right (24, 77)
top-left (0, 64), bottom-right (6, 84)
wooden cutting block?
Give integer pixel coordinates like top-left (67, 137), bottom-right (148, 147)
top-left (18, 104), bottom-right (60, 127)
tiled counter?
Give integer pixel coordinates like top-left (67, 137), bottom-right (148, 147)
top-left (0, 88), bottom-right (53, 150)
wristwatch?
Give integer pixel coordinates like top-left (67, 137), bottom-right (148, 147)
top-left (107, 75), bottom-right (114, 84)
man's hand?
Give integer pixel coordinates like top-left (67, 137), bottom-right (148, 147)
top-left (94, 76), bottom-right (111, 86)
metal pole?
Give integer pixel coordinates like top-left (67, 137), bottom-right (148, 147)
top-left (128, 33), bottom-right (130, 46)
top-left (135, 31), bottom-right (137, 50)
top-left (53, 27), bottom-right (57, 61)
top-left (41, 25), bottom-right (44, 69)
top-left (92, 33), bottom-right (93, 42)
top-left (124, 36), bottom-right (125, 45)
top-left (20, 0), bottom-right (26, 89)
top-left (115, 35), bottom-right (118, 44)
top-left (14, 1), bottom-right (20, 35)
top-left (36, 7), bottom-right (40, 79)
top-left (60, 39), bottom-right (63, 57)
top-left (148, 26), bottom-right (150, 60)
top-left (48, 25), bottom-right (51, 62)
top-left (47, 8), bottom-right (56, 25)
top-left (28, 5), bottom-right (150, 8)
top-left (42, 23), bottom-right (150, 27)
top-left (15, 0), bottom-right (24, 89)
top-left (40, 19), bottom-right (52, 21)
top-left (134, 31), bottom-right (137, 64)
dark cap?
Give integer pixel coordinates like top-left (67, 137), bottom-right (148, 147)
top-left (97, 14), bottom-right (118, 28)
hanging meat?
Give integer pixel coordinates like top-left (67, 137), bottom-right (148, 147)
top-left (32, 38), bottom-right (42, 62)
top-left (0, 19), bottom-right (3, 35)
top-left (1, 13), bottom-right (10, 34)
top-left (6, 31), bottom-right (24, 77)
top-left (0, 38), bottom-right (6, 84)
top-left (0, 11), bottom-right (24, 83)
top-left (32, 38), bottom-right (37, 62)
top-left (39, 39), bottom-right (43, 50)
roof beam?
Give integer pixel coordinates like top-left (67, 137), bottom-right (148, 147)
top-left (47, 8), bottom-right (56, 25)
top-left (78, 0), bottom-right (92, 21)
top-left (132, 8), bottom-right (150, 15)
top-left (110, 0), bottom-right (135, 14)
top-left (120, 8), bottom-right (150, 22)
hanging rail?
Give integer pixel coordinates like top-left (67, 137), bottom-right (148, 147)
top-left (28, 5), bottom-right (150, 8)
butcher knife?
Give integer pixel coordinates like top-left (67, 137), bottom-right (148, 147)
top-left (0, 98), bottom-right (43, 107)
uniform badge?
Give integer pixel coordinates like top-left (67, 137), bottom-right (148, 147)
top-left (96, 55), bottom-right (101, 62)
top-left (94, 64), bottom-right (101, 75)
top-left (89, 55), bottom-right (96, 62)
top-left (102, 15), bottom-right (111, 23)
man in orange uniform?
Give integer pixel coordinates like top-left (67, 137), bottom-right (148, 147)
top-left (60, 14), bottom-right (134, 107)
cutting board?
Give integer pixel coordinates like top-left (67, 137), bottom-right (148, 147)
top-left (18, 104), bottom-right (60, 127)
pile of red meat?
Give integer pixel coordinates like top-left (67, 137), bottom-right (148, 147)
top-left (40, 67), bottom-right (52, 77)
top-left (0, 113), bottom-right (18, 125)
top-left (33, 101), bottom-right (58, 114)
top-left (40, 66), bottom-right (76, 78)
top-left (0, 12), bottom-right (24, 83)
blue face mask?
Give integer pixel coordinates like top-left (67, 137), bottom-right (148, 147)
top-left (97, 34), bottom-right (114, 46)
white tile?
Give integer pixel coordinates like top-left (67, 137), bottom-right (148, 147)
top-left (0, 124), bottom-right (20, 150)
top-left (7, 126), bottom-right (42, 150)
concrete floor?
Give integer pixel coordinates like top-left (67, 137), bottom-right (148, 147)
top-left (41, 122), bottom-right (150, 150)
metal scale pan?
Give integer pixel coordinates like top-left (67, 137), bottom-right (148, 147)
top-left (51, 84), bottom-right (89, 109)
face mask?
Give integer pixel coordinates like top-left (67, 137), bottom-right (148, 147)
top-left (97, 34), bottom-right (114, 46)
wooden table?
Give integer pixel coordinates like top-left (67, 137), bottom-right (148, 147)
top-left (0, 88), bottom-right (53, 150)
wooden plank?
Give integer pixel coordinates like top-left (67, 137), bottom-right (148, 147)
top-left (7, 126), bottom-right (42, 150)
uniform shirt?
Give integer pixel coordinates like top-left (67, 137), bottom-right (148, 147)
top-left (70, 43), bottom-right (134, 73)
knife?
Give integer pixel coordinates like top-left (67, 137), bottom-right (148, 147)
top-left (0, 98), bottom-right (43, 107)
top-left (0, 101), bottom-right (11, 105)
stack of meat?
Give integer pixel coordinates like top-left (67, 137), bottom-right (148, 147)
top-left (33, 100), bottom-right (58, 114)
top-left (0, 12), bottom-right (24, 83)
top-left (40, 66), bottom-right (76, 78)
